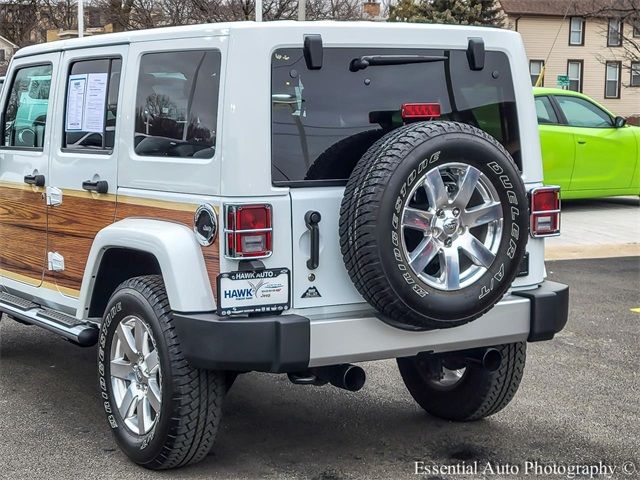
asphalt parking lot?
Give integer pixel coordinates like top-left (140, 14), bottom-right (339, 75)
top-left (1, 253), bottom-right (638, 480)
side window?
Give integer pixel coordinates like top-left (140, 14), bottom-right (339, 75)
top-left (569, 17), bottom-right (585, 45)
top-left (556, 96), bottom-right (613, 128)
top-left (2, 64), bottom-right (53, 149)
top-left (134, 50), bottom-right (221, 158)
top-left (535, 96), bottom-right (559, 124)
top-left (567, 60), bottom-right (582, 92)
top-left (64, 58), bottom-right (122, 151)
top-left (529, 60), bottom-right (544, 86)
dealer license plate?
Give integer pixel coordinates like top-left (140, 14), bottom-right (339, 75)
top-left (217, 268), bottom-right (290, 316)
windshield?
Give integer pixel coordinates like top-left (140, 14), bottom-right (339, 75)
top-left (271, 48), bottom-right (520, 186)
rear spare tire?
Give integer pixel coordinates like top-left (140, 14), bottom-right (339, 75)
top-left (339, 121), bottom-right (528, 330)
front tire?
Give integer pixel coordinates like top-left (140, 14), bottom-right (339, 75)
top-left (397, 342), bottom-right (526, 421)
top-left (97, 275), bottom-right (225, 469)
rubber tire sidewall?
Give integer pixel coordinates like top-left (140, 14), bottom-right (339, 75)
top-left (376, 130), bottom-right (528, 325)
top-left (98, 286), bottom-right (175, 465)
top-left (397, 342), bottom-right (526, 421)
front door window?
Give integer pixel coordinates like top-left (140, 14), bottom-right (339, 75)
top-left (555, 96), bottom-right (612, 128)
top-left (2, 64), bottom-right (52, 149)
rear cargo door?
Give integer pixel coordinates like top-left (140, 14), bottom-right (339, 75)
top-left (289, 187), bottom-right (363, 308)
top-left (271, 46), bottom-right (521, 309)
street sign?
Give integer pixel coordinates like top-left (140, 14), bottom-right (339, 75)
top-left (557, 75), bottom-right (570, 88)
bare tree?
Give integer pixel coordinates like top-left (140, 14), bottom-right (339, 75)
top-left (583, 0), bottom-right (639, 77)
top-left (306, 0), bottom-right (362, 20)
top-left (39, 0), bottom-right (77, 30)
top-left (0, 1), bottom-right (41, 46)
top-left (159, 0), bottom-right (199, 26)
top-left (1, 0), bottom-right (365, 48)
top-left (187, 0), bottom-right (361, 22)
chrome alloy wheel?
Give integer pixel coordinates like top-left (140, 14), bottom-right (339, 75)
top-left (110, 316), bottom-right (162, 435)
top-left (428, 367), bottom-right (467, 389)
top-left (400, 162), bottom-right (503, 291)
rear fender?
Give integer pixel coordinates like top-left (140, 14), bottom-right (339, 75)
top-left (79, 218), bottom-right (215, 317)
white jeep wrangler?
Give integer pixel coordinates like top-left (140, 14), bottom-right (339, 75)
top-left (0, 21), bottom-right (569, 469)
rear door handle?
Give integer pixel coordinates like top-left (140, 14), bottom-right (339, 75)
top-left (577, 139), bottom-right (586, 144)
top-left (24, 174), bottom-right (45, 187)
top-left (82, 179), bottom-right (109, 194)
top-left (305, 210), bottom-right (322, 270)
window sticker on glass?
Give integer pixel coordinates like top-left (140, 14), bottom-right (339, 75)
top-left (65, 72), bottom-right (108, 133)
top-left (84, 73), bottom-right (108, 132)
top-left (66, 75), bottom-right (87, 131)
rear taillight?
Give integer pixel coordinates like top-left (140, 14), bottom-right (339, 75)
top-left (224, 204), bottom-right (273, 258)
top-left (530, 186), bottom-right (561, 237)
top-left (401, 103), bottom-right (441, 120)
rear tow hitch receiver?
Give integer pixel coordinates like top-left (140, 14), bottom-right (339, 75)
top-left (288, 363), bottom-right (366, 392)
top-left (418, 347), bottom-right (503, 374)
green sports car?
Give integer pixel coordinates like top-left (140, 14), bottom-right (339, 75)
top-left (534, 87), bottom-right (640, 199)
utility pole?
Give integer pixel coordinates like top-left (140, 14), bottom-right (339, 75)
top-left (256, 0), bottom-right (263, 21)
top-left (77, 0), bottom-right (84, 38)
top-left (298, 0), bottom-right (306, 21)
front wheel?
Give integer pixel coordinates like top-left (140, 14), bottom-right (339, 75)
top-left (97, 275), bottom-right (225, 469)
top-left (397, 342), bottom-right (526, 421)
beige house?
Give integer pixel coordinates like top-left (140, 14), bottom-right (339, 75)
top-left (500, 0), bottom-right (640, 118)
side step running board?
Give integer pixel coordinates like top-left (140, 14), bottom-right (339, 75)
top-left (0, 291), bottom-right (98, 347)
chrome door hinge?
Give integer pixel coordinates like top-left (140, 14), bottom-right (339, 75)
top-left (46, 186), bottom-right (62, 206)
top-left (47, 252), bottom-right (65, 272)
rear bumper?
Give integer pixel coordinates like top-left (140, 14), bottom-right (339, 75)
top-left (173, 280), bottom-right (569, 372)
top-left (512, 280), bottom-right (570, 342)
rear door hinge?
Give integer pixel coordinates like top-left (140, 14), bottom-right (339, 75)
top-left (47, 252), bottom-right (65, 272)
top-left (46, 186), bottom-right (62, 206)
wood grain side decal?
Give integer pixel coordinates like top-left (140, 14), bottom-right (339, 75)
top-left (115, 198), bottom-right (221, 290)
top-left (0, 184), bottom-right (220, 301)
top-left (45, 191), bottom-right (117, 293)
top-left (0, 183), bottom-right (47, 286)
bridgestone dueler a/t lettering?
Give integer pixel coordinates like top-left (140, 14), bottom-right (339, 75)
top-left (339, 121), bottom-right (529, 330)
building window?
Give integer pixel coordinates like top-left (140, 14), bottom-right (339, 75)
top-left (530, 60), bottom-right (544, 86)
top-left (608, 18), bottom-right (623, 46)
top-left (567, 60), bottom-right (583, 92)
top-left (633, 19), bottom-right (640, 37)
top-left (0, 50), bottom-right (5, 63)
top-left (605, 62), bottom-right (621, 98)
top-left (569, 17), bottom-right (585, 45)
top-left (631, 61), bottom-right (640, 87)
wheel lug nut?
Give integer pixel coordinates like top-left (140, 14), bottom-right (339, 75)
top-left (453, 208), bottom-right (460, 216)
top-left (445, 238), bottom-right (452, 247)
top-left (436, 209), bottom-right (445, 218)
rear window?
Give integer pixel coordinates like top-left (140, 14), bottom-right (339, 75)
top-left (134, 50), bottom-right (221, 159)
top-left (271, 48), bottom-right (520, 186)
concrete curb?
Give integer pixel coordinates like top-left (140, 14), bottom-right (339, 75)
top-left (545, 243), bottom-right (640, 261)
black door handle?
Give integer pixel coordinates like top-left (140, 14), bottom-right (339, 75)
top-left (24, 174), bottom-right (45, 187)
top-left (82, 179), bottom-right (109, 194)
top-left (305, 210), bottom-right (322, 270)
